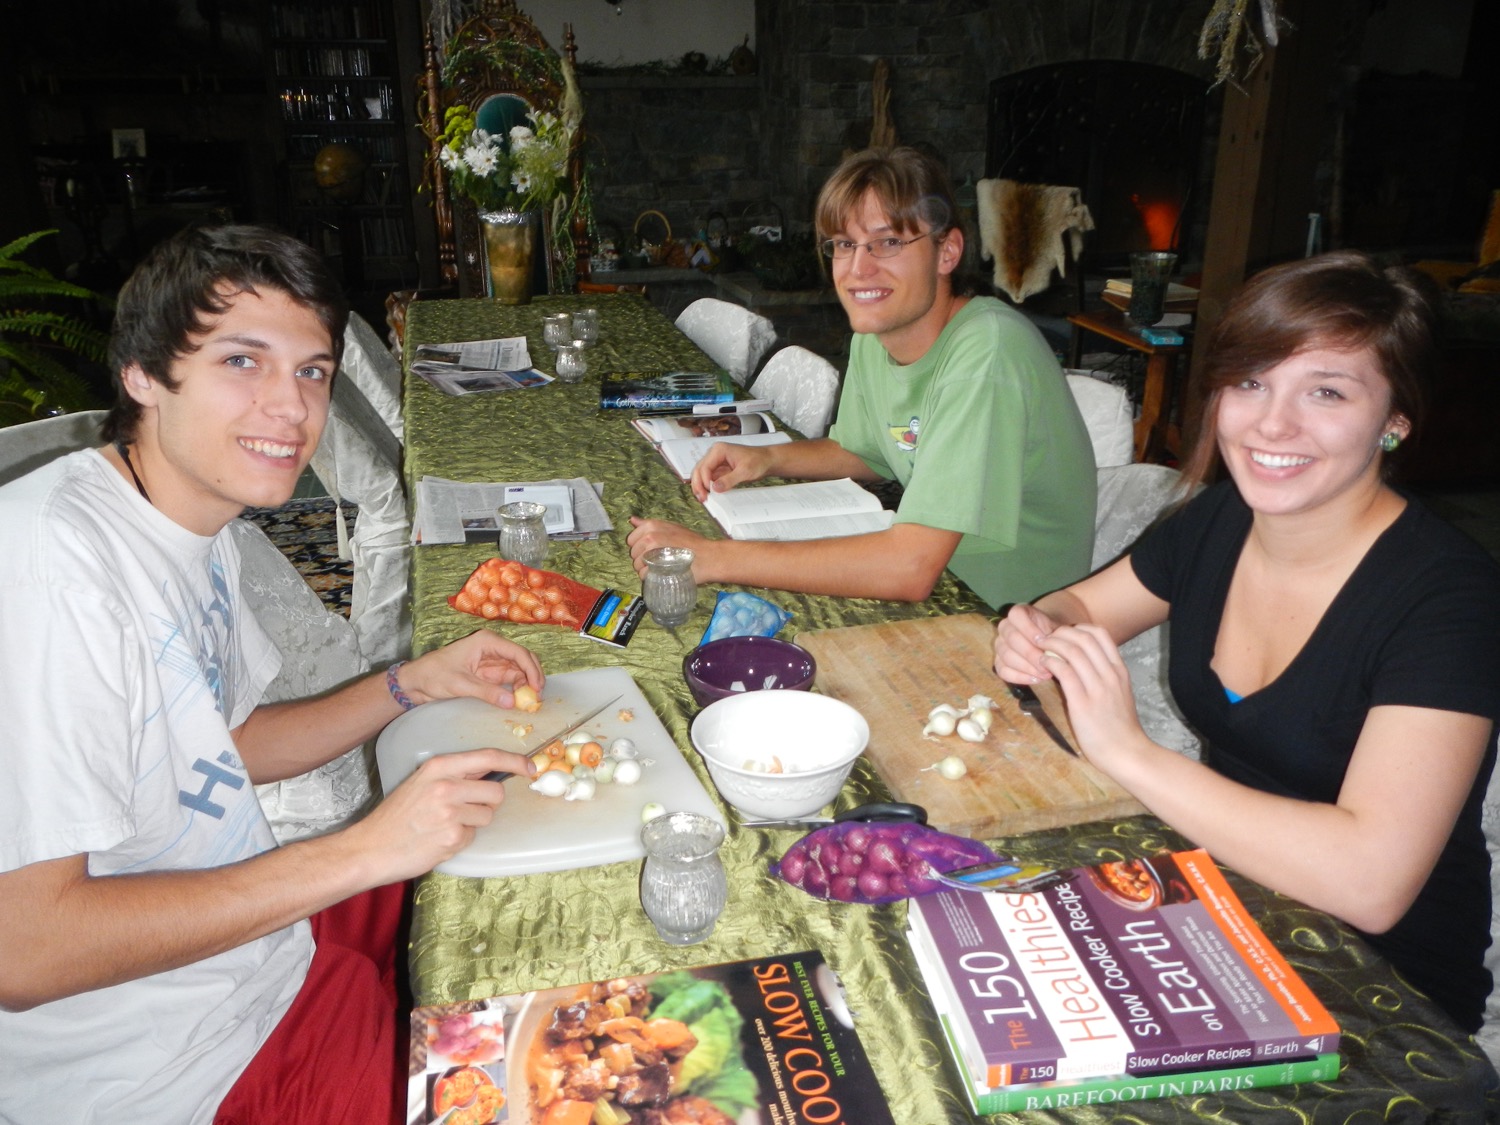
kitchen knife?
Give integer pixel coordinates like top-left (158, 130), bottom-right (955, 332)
top-left (740, 800), bottom-right (928, 830)
top-left (481, 693), bottom-right (623, 782)
top-left (1008, 683), bottom-right (1078, 757)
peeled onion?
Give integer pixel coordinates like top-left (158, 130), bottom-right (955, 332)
top-left (935, 755), bottom-right (969, 779)
top-left (564, 776), bottom-right (597, 801)
top-left (923, 711), bottom-right (958, 737)
top-left (529, 771), bottom-right (570, 797)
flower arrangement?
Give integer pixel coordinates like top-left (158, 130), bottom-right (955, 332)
top-left (436, 105), bottom-right (572, 216)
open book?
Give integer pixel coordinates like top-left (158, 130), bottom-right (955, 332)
top-left (632, 411), bottom-right (792, 480)
top-left (704, 478), bottom-right (895, 541)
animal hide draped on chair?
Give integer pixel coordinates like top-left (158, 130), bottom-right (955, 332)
top-left (976, 179), bottom-right (1095, 305)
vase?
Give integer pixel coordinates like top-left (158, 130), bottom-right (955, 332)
top-left (480, 209), bottom-right (537, 305)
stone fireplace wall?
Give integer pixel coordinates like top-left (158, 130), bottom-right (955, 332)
top-left (579, 0), bottom-right (1224, 250)
top-left (757, 0), bottom-right (1219, 236)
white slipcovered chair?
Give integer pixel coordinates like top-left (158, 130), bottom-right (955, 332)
top-left (749, 346), bottom-right (841, 439)
top-left (0, 410), bottom-right (108, 485)
top-left (1092, 462), bottom-right (1201, 760)
top-left (1477, 746), bottom-right (1500, 1067)
top-left (341, 311), bottom-right (405, 446)
top-left (308, 366), bottom-right (412, 667)
top-left (231, 519), bottom-right (377, 842)
top-left (1066, 371), bottom-right (1133, 468)
top-left (674, 297), bottom-right (778, 386)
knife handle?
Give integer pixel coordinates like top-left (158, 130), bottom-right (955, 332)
top-left (835, 801), bottom-right (927, 825)
top-left (481, 770), bottom-right (514, 784)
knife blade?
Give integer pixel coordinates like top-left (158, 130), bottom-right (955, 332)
top-left (482, 693), bottom-right (623, 782)
top-left (1008, 683), bottom-right (1078, 757)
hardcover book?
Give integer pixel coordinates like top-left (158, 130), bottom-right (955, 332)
top-left (907, 849), bottom-right (1340, 1097)
top-left (406, 949), bottom-right (896, 1125)
top-left (599, 370), bottom-right (735, 410)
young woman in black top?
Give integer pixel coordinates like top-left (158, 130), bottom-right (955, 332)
top-left (994, 251), bottom-right (1500, 1031)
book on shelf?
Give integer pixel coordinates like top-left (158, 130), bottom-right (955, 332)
top-left (599, 370), bottom-right (735, 410)
top-left (906, 848), bottom-right (1340, 1109)
top-left (406, 949), bottom-right (896, 1125)
top-left (631, 411), bottom-right (793, 480)
top-left (703, 478), bottom-right (895, 542)
top-left (1103, 278), bottom-right (1199, 302)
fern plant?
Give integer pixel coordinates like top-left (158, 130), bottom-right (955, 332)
top-left (0, 230), bottom-right (111, 428)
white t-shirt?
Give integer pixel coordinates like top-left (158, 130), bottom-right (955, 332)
top-left (0, 450), bottom-right (312, 1125)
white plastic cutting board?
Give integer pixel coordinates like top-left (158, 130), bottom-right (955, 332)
top-left (374, 666), bottom-right (723, 877)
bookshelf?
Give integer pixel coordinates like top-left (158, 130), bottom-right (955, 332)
top-left (267, 1), bottom-right (425, 308)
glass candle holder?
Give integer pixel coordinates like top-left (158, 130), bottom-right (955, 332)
top-left (542, 312), bottom-right (573, 352)
top-left (571, 307), bottom-right (600, 346)
top-left (555, 341), bottom-right (588, 383)
top-left (642, 546), bottom-right (697, 628)
top-left (497, 501), bottom-right (548, 567)
top-left (639, 811), bottom-right (727, 945)
top-left (1126, 251), bottom-right (1178, 327)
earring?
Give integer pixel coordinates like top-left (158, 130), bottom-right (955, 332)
top-left (1380, 431), bottom-right (1402, 453)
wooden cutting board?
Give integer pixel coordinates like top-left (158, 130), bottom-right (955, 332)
top-left (797, 614), bottom-right (1145, 838)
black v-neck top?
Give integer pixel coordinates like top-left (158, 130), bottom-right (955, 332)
top-left (1131, 482), bottom-right (1500, 1031)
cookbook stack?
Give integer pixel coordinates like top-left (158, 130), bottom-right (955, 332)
top-left (906, 849), bottom-right (1341, 1114)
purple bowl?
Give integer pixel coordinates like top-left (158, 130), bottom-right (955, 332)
top-left (682, 636), bottom-right (817, 709)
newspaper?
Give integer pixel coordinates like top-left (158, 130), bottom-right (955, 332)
top-left (410, 336), bottom-right (552, 395)
top-left (413, 475), bottom-right (613, 545)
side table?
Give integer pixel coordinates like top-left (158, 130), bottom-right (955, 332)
top-left (1068, 304), bottom-right (1189, 463)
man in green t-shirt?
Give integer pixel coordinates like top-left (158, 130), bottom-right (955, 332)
top-left (627, 146), bottom-right (1096, 608)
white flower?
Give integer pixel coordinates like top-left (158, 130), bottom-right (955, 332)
top-left (438, 147), bottom-right (460, 170)
top-left (509, 125), bottom-right (535, 150)
top-left (512, 169), bottom-right (535, 194)
top-left (462, 142), bottom-right (498, 177)
top-left (532, 111), bottom-right (558, 133)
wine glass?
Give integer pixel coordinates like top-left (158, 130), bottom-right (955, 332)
top-left (572, 307), bottom-right (600, 346)
top-left (497, 501), bottom-right (548, 567)
top-left (639, 811), bottom-right (727, 945)
top-left (542, 312), bottom-right (573, 352)
top-left (641, 546), bottom-right (697, 629)
top-left (555, 342), bottom-right (588, 383)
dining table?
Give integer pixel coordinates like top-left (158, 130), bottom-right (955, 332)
top-left (399, 293), bottom-right (1498, 1123)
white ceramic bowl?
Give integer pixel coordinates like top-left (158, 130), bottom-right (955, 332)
top-left (689, 691), bottom-right (870, 820)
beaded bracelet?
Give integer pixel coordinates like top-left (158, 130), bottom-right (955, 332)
top-left (386, 661), bottom-right (417, 712)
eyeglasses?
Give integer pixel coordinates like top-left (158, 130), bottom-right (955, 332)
top-left (819, 234), bottom-right (936, 260)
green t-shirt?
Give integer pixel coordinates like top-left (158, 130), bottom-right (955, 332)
top-left (828, 296), bottom-right (1096, 608)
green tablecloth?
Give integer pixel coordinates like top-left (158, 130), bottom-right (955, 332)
top-left (401, 295), bottom-right (1497, 1122)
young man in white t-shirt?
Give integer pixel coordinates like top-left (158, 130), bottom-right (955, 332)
top-left (0, 225), bottom-right (544, 1125)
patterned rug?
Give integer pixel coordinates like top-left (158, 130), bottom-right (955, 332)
top-left (240, 497), bottom-right (356, 617)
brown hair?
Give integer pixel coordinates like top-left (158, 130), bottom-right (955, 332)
top-left (103, 224), bottom-right (348, 443)
top-left (814, 146), bottom-right (975, 296)
top-left (1179, 251), bottom-right (1439, 489)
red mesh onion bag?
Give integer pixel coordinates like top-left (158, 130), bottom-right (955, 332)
top-left (770, 820), bottom-right (999, 904)
top-left (448, 557), bottom-right (601, 627)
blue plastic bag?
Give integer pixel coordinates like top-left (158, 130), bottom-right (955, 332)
top-left (701, 590), bottom-right (793, 643)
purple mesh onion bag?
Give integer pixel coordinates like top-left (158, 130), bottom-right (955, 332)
top-left (770, 820), bottom-right (1000, 904)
